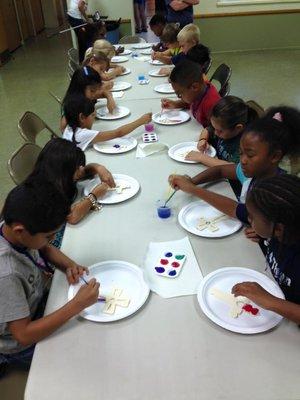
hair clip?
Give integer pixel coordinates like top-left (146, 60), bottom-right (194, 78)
top-left (273, 112), bottom-right (282, 122)
top-left (83, 66), bottom-right (89, 76)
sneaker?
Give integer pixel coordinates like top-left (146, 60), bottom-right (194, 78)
top-left (135, 28), bottom-right (142, 34)
top-left (142, 28), bottom-right (148, 33)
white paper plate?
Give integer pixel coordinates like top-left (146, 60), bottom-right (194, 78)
top-left (93, 137), bottom-right (137, 154)
top-left (111, 81), bottom-right (132, 91)
top-left (154, 83), bottom-right (174, 94)
top-left (178, 201), bottom-right (242, 238)
top-left (141, 48), bottom-right (152, 55)
top-left (197, 267), bottom-right (284, 334)
top-left (96, 106), bottom-right (130, 120)
top-left (132, 43), bottom-right (152, 49)
top-left (149, 59), bottom-right (164, 65)
top-left (68, 261), bottom-right (150, 322)
top-left (168, 141), bottom-right (216, 163)
top-left (121, 49), bottom-right (132, 55)
top-left (149, 69), bottom-right (169, 77)
top-left (83, 173), bottom-right (140, 204)
top-left (111, 56), bottom-right (129, 63)
top-left (119, 67), bottom-right (131, 76)
top-left (153, 110), bottom-right (190, 125)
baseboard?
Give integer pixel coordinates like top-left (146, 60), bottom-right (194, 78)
top-left (0, 49), bottom-right (10, 66)
top-left (212, 45), bottom-right (300, 54)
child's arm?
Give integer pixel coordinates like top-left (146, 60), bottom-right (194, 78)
top-left (197, 128), bottom-right (210, 152)
top-left (185, 151), bottom-right (233, 167)
top-left (84, 164), bottom-right (115, 187)
top-left (100, 66), bottom-right (125, 80)
top-left (8, 279), bottom-right (99, 346)
top-left (91, 113), bottom-right (152, 143)
top-left (169, 175), bottom-right (238, 218)
top-left (191, 163), bottom-right (237, 185)
top-left (161, 98), bottom-right (187, 110)
top-left (100, 90), bottom-right (116, 114)
top-left (232, 282), bottom-right (300, 324)
top-left (152, 51), bottom-right (172, 65)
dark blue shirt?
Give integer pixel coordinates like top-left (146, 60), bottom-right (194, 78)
top-left (265, 238), bottom-right (300, 304)
top-left (165, 0), bottom-right (194, 27)
top-left (171, 52), bottom-right (186, 65)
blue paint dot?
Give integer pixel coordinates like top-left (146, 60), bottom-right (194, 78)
top-left (168, 270), bottom-right (177, 276)
top-left (155, 267), bottom-right (165, 273)
top-left (113, 144), bottom-right (120, 148)
top-left (165, 252), bottom-right (173, 258)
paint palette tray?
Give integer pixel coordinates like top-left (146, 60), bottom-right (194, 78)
top-left (154, 252), bottom-right (186, 279)
top-left (143, 132), bottom-right (158, 143)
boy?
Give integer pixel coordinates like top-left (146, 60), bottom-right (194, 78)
top-left (149, 14), bottom-right (167, 52)
top-left (186, 43), bottom-right (211, 74)
top-left (0, 179), bottom-right (99, 376)
top-left (161, 60), bottom-right (220, 127)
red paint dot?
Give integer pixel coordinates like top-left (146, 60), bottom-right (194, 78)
top-left (160, 259), bottom-right (168, 265)
top-left (171, 261), bottom-right (180, 268)
top-left (243, 304), bottom-right (252, 312)
top-left (251, 307), bottom-right (259, 315)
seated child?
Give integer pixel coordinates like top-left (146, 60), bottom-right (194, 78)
top-left (0, 179), bottom-right (100, 375)
top-left (149, 13), bottom-right (167, 52)
top-left (162, 60), bottom-right (220, 127)
top-left (83, 49), bottom-right (125, 81)
top-left (232, 174), bottom-right (300, 323)
top-left (168, 106), bottom-right (300, 241)
top-left (186, 43), bottom-right (211, 74)
top-left (63, 95), bottom-right (152, 151)
top-left (172, 23), bottom-right (200, 65)
top-left (27, 138), bottom-right (115, 225)
top-left (185, 96), bottom-right (259, 166)
top-left (151, 23), bottom-right (181, 65)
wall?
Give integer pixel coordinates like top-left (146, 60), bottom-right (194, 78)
top-left (42, 0), bottom-right (64, 28)
top-left (0, 9), bottom-right (8, 54)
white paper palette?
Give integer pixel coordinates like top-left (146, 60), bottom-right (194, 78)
top-left (168, 141), bottom-right (216, 163)
top-left (111, 81), bottom-right (132, 91)
top-left (197, 267), bottom-right (284, 334)
top-left (149, 69), bottom-right (169, 77)
top-left (153, 110), bottom-right (190, 125)
top-left (93, 137), bottom-right (137, 153)
top-left (132, 43), bottom-right (152, 49)
top-left (178, 201), bottom-right (242, 238)
top-left (111, 56), bottom-right (129, 63)
top-left (154, 83), bottom-right (175, 94)
top-left (68, 261), bottom-right (150, 322)
top-left (96, 106), bottom-right (130, 120)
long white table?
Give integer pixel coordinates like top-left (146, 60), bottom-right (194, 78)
top-left (25, 52), bottom-right (300, 400)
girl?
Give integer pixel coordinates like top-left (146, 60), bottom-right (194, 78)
top-left (152, 23), bottom-right (181, 65)
top-left (27, 138), bottom-right (115, 225)
top-left (61, 66), bottom-right (116, 130)
top-left (185, 96), bottom-right (259, 167)
top-left (63, 95), bottom-right (152, 151)
top-left (83, 49), bottom-right (126, 81)
top-left (232, 175), bottom-right (300, 324)
top-left (169, 106), bottom-right (300, 239)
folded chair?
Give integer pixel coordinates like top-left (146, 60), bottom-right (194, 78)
top-left (7, 143), bottom-right (41, 184)
top-left (210, 63), bottom-right (232, 97)
top-left (18, 111), bottom-right (59, 143)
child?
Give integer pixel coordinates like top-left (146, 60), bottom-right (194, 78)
top-left (149, 14), bottom-right (167, 52)
top-left (185, 96), bottom-right (259, 166)
top-left (27, 138), bottom-right (115, 225)
top-left (186, 43), bottom-right (211, 74)
top-left (152, 23), bottom-right (181, 65)
top-left (169, 106), bottom-right (300, 239)
top-left (0, 179), bottom-right (100, 374)
top-left (232, 175), bottom-right (300, 323)
top-left (83, 49), bottom-right (125, 81)
top-left (162, 60), bottom-right (220, 128)
top-left (61, 66), bottom-right (116, 130)
top-left (63, 95), bottom-right (152, 151)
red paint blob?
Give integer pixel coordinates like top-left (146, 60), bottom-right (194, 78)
top-left (243, 304), bottom-right (259, 316)
top-left (160, 259), bottom-right (169, 265)
top-left (171, 261), bottom-right (180, 268)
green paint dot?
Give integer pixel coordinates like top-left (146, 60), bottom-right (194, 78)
top-left (175, 255), bottom-right (185, 260)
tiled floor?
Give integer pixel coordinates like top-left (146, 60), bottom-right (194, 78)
top-left (0, 27), bottom-right (300, 399)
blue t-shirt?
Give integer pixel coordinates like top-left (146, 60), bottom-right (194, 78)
top-left (265, 238), bottom-right (300, 304)
top-left (171, 52), bottom-right (186, 65)
top-left (165, 0), bottom-right (194, 27)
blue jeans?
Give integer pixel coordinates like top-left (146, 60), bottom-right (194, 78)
top-left (0, 345), bottom-right (35, 370)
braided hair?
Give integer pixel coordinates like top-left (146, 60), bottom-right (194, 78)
top-left (247, 174), bottom-right (300, 243)
top-left (243, 106), bottom-right (300, 158)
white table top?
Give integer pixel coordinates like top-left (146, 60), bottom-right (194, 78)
top-left (25, 52), bottom-right (300, 400)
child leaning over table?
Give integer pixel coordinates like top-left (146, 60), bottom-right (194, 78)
top-left (162, 59), bottom-right (220, 128)
top-left (0, 179), bottom-right (100, 376)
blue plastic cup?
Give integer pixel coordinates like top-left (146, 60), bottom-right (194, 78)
top-left (157, 200), bottom-right (171, 219)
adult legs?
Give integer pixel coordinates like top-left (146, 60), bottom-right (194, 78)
top-left (134, 3), bottom-right (142, 33)
top-left (139, 2), bottom-right (147, 31)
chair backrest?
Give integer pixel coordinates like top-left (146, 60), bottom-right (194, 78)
top-left (118, 35), bottom-right (146, 44)
top-left (18, 111), bottom-right (59, 143)
top-left (7, 143), bottom-right (41, 185)
top-left (219, 81), bottom-right (230, 97)
top-left (69, 59), bottom-right (78, 74)
top-left (246, 100), bottom-right (265, 118)
top-left (210, 63), bottom-right (232, 97)
top-left (203, 58), bottom-right (212, 74)
top-left (68, 47), bottom-right (79, 65)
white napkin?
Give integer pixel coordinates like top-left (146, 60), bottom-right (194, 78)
top-left (143, 237), bottom-right (203, 298)
top-left (136, 142), bottom-right (169, 158)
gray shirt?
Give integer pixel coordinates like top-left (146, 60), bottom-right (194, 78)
top-left (0, 232), bottom-right (49, 354)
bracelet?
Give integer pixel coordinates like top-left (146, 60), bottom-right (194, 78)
top-left (86, 193), bottom-right (102, 212)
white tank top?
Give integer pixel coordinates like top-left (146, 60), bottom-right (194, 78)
top-left (67, 0), bottom-right (87, 20)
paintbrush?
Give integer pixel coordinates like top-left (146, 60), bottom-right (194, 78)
top-left (80, 276), bottom-right (106, 302)
top-left (163, 190), bottom-right (176, 207)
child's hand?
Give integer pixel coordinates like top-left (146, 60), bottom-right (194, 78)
top-left (161, 98), bottom-right (176, 109)
top-left (197, 138), bottom-right (209, 152)
top-left (73, 278), bottom-right (100, 311)
top-left (185, 151), bottom-right (203, 162)
top-left (168, 174), bottom-right (194, 193)
top-left (139, 112), bottom-right (153, 125)
top-left (158, 67), bottom-right (170, 76)
top-left (115, 66), bottom-right (125, 76)
top-left (115, 46), bottom-right (124, 55)
top-left (92, 183), bottom-right (109, 199)
top-left (244, 227), bottom-right (261, 243)
top-left (103, 81), bottom-right (114, 91)
top-left (97, 167), bottom-right (115, 188)
top-left (232, 282), bottom-right (276, 310)
top-left (66, 264), bottom-right (89, 284)
top-left (151, 51), bottom-right (157, 60)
